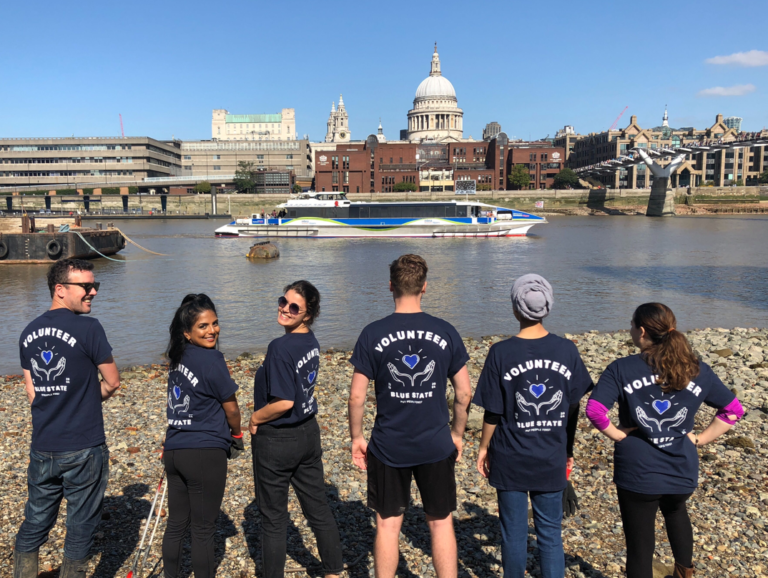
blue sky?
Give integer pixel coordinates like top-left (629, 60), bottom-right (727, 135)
top-left (1, 0), bottom-right (767, 142)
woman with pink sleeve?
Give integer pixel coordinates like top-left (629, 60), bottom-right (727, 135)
top-left (586, 303), bottom-right (743, 578)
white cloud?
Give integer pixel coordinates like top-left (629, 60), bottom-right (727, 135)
top-left (697, 84), bottom-right (756, 97)
top-left (705, 50), bottom-right (768, 67)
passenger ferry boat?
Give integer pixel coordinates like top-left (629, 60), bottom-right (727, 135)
top-left (214, 192), bottom-right (546, 238)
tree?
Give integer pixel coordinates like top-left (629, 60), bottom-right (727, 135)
top-left (553, 168), bottom-right (580, 189)
top-left (292, 184), bottom-right (302, 194)
top-left (393, 181), bottom-right (417, 192)
top-left (234, 161), bottom-right (257, 193)
top-left (507, 165), bottom-right (530, 190)
top-left (759, 170), bottom-right (768, 184)
top-left (194, 180), bottom-right (211, 194)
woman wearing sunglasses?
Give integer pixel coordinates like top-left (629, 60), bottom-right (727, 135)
top-left (162, 294), bottom-right (243, 578)
top-left (249, 281), bottom-right (343, 578)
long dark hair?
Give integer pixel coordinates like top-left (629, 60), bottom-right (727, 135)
top-left (166, 294), bottom-right (217, 370)
top-left (284, 280), bottom-right (320, 327)
top-left (633, 303), bottom-right (700, 392)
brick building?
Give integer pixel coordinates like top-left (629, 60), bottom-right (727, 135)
top-left (507, 143), bottom-right (566, 190)
top-left (314, 133), bottom-right (564, 193)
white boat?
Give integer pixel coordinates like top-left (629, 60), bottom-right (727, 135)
top-left (214, 192), bottom-right (546, 238)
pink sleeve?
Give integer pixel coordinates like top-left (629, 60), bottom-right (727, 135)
top-left (586, 399), bottom-right (611, 431)
top-left (715, 397), bottom-right (744, 425)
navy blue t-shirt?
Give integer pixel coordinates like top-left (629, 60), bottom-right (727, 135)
top-left (590, 355), bottom-right (735, 494)
top-left (350, 312), bottom-right (470, 468)
top-left (253, 331), bottom-right (320, 427)
top-left (19, 308), bottom-right (113, 452)
top-left (472, 333), bottom-right (593, 492)
top-left (164, 344), bottom-right (239, 452)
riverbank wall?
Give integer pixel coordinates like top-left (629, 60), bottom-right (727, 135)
top-left (3, 186), bottom-right (768, 218)
top-left (0, 328), bottom-right (766, 577)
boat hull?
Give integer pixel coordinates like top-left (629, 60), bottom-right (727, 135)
top-left (215, 218), bottom-right (540, 238)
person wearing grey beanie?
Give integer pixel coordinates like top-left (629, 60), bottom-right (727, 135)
top-left (472, 274), bottom-right (593, 578)
top-left (510, 274), bottom-right (553, 321)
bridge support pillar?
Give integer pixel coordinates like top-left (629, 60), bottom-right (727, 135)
top-left (646, 177), bottom-right (676, 217)
top-left (211, 187), bottom-right (218, 215)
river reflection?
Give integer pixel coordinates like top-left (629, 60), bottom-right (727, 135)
top-left (1, 214), bottom-right (767, 373)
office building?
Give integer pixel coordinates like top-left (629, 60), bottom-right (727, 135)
top-left (314, 133), bottom-right (565, 193)
top-left (0, 137), bottom-right (182, 189)
top-left (567, 112), bottom-right (768, 188)
top-left (180, 139), bottom-right (312, 179)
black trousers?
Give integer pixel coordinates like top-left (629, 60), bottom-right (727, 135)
top-left (617, 487), bottom-right (694, 578)
top-left (162, 448), bottom-right (228, 578)
top-left (253, 417), bottom-right (343, 578)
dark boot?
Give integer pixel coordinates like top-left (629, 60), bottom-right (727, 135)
top-left (59, 556), bottom-right (90, 578)
top-left (12, 549), bottom-right (39, 578)
top-left (673, 561), bottom-right (695, 578)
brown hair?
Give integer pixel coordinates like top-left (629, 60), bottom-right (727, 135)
top-left (389, 254), bottom-right (428, 298)
top-left (47, 258), bottom-right (94, 297)
top-left (632, 303), bottom-right (700, 392)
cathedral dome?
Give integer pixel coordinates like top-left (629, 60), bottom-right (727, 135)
top-left (415, 75), bottom-right (456, 100)
top-left (406, 45), bottom-right (463, 143)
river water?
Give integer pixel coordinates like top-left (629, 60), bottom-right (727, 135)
top-left (2, 215), bottom-right (768, 374)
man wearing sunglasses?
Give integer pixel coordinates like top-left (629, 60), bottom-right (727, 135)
top-left (348, 254), bottom-right (472, 578)
top-left (14, 259), bottom-right (120, 578)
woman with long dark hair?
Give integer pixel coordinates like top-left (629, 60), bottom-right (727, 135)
top-left (162, 294), bottom-right (243, 578)
top-left (248, 281), bottom-right (343, 578)
top-left (587, 303), bottom-right (744, 578)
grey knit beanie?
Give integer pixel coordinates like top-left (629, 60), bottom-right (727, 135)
top-left (511, 274), bottom-right (553, 321)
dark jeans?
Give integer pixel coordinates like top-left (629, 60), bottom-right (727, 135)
top-left (162, 448), bottom-right (228, 578)
top-left (253, 417), bottom-right (343, 578)
top-left (497, 489), bottom-right (565, 578)
top-left (15, 443), bottom-right (109, 560)
top-left (617, 487), bottom-right (694, 578)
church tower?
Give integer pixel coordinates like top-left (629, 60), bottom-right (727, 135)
top-left (325, 95), bottom-right (351, 143)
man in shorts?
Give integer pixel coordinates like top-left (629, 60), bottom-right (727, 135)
top-left (14, 259), bottom-right (120, 578)
top-left (348, 254), bottom-right (471, 578)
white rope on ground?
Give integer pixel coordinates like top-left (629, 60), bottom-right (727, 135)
top-left (74, 231), bottom-right (124, 263)
top-left (110, 226), bottom-right (170, 256)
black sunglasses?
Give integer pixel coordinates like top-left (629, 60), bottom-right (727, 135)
top-left (278, 296), bottom-right (305, 317)
top-left (61, 282), bottom-right (100, 293)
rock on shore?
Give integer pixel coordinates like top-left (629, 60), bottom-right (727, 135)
top-left (0, 328), bottom-right (766, 577)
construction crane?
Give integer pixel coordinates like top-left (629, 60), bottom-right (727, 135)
top-left (119, 114), bottom-right (125, 138)
top-left (609, 106), bottom-right (628, 131)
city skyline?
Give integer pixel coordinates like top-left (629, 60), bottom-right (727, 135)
top-left (1, 0), bottom-right (767, 142)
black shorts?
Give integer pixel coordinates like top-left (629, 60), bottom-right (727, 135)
top-left (367, 449), bottom-right (457, 519)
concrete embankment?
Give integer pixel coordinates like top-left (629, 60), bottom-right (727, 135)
top-left (4, 185), bottom-right (768, 219)
top-left (0, 328), bottom-right (766, 577)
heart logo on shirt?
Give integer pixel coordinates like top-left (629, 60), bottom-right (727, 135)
top-left (402, 354), bottom-right (420, 370)
top-left (307, 371), bottom-right (317, 384)
top-left (173, 385), bottom-right (181, 400)
top-left (652, 399), bottom-right (670, 415)
top-left (41, 350), bottom-right (54, 365)
top-left (529, 383), bottom-right (546, 399)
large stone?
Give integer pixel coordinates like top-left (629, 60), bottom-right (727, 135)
top-left (725, 436), bottom-right (756, 449)
top-left (713, 348), bottom-right (733, 358)
top-left (652, 559), bottom-right (673, 578)
top-left (246, 242), bottom-right (279, 260)
top-left (466, 406), bottom-right (484, 430)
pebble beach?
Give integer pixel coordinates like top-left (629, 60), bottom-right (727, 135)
top-left (1, 328), bottom-right (766, 578)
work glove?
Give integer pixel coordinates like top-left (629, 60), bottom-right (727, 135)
top-left (562, 480), bottom-right (579, 517)
top-left (230, 435), bottom-right (245, 460)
